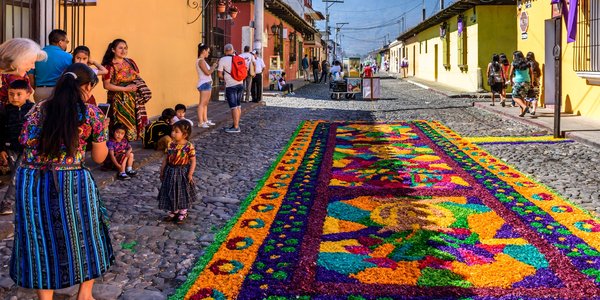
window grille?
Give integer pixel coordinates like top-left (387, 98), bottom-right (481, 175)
top-left (442, 24), bottom-right (450, 68)
top-left (457, 16), bottom-right (467, 70)
top-left (1, 0), bottom-right (39, 43)
top-left (574, 0), bottom-right (600, 72)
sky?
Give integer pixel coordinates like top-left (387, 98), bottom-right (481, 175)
top-left (311, 0), bottom-right (459, 56)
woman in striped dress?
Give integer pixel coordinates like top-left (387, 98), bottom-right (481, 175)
top-left (10, 63), bottom-right (114, 299)
top-left (101, 38), bottom-right (146, 141)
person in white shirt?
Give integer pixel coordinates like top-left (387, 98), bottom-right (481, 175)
top-left (277, 72), bottom-right (294, 95)
top-left (251, 50), bottom-right (266, 102)
top-left (172, 103), bottom-right (194, 127)
top-left (217, 44), bottom-right (244, 133)
top-left (238, 46), bottom-right (256, 103)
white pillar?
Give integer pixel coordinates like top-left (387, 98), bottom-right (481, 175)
top-left (254, 0), bottom-right (264, 57)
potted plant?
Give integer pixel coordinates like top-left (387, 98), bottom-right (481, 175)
top-left (228, 5), bottom-right (239, 19)
top-left (217, 1), bottom-right (226, 13)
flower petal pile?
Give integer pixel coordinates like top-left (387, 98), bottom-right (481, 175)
top-left (172, 121), bottom-right (600, 300)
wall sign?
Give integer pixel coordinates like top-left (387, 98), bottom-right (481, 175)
top-left (520, 11), bottom-right (529, 33)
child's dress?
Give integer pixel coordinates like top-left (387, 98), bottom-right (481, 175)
top-left (104, 138), bottom-right (131, 169)
top-left (157, 141), bottom-right (198, 211)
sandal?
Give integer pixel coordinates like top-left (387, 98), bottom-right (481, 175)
top-left (176, 212), bottom-right (188, 224)
top-left (163, 212), bottom-right (177, 222)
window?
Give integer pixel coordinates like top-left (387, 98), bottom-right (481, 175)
top-left (457, 15), bottom-right (467, 70)
top-left (441, 23), bottom-right (450, 68)
top-left (574, 0), bottom-right (600, 73)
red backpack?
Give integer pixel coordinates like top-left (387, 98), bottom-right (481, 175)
top-left (226, 54), bottom-right (248, 81)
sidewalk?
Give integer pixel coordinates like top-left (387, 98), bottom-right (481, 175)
top-left (473, 102), bottom-right (600, 148)
top-left (399, 75), bottom-right (492, 99)
top-left (0, 99), bottom-right (265, 240)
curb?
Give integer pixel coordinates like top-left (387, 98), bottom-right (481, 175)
top-left (473, 102), bottom-right (600, 149)
top-left (404, 79), bottom-right (492, 99)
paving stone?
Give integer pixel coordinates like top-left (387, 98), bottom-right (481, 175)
top-left (0, 275), bottom-right (14, 289)
top-left (0, 223), bottom-right (14, 240)
top-left (169, 230), bottom-right (196, 241)
top-left (92, 284), bottom-right (123, 300)
top-left (136, 226), bottom-right (165, 237)
top-left (120, 288), bottom-right (166, 300)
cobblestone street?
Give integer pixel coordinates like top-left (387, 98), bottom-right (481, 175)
top-left (1, 77), bottom-right (600, 299)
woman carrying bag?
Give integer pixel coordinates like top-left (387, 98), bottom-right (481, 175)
top-left (102, 39), bottom-right (150, 141)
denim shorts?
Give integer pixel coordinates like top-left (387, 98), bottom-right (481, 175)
top-left (197, 82), bottom-right (212, 91)
top-left (225, 84), bottom-right (244, 108)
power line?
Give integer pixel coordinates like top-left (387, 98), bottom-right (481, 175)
top-left (342, 2), bottom-right (422, 31)
top-left (342, 34), bottom-right (387, 43)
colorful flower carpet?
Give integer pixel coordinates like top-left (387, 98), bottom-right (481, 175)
top-left (173, 121), bottom-right (600, 300)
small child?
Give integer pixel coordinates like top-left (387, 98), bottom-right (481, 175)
top-left (105, 123), bottom-right (137, 180)
top-left (172, 104), bottom-right (194, 127)
top-left (0, 79), bottom-right (35, 214)
top-left (158, 120), bottom-right (198, 223)
top-left (278, 72), bottom-right (295, 95)
top-left (144, 108), bottom-right (176, 150)
top-left (73, 46), bottom-right (108, 105)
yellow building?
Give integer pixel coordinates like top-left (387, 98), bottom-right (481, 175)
top-left (398, 0), bottom-right (517, 93)
top-left (2, 0), bottom-right (204, 118)
top-left (517, 0), bottom-right (600, 118)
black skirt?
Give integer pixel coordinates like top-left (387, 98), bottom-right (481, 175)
top-left (157, 164), bottom-right (198, 211)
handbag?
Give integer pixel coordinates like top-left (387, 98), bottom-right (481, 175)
top-left (249, 60), bottom-right (256, 77)
top-left (133, 77), bottom-right (152, 104)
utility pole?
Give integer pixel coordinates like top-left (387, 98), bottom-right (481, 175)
top-left (324, 0), bottom-right (344, 63)
top-left (422, 0), bottom-right (426, 21)
top-left (440, 0), bottom-right (444, 10)
top-left (334, 22), bottom-right (348, 62)
top-left (254, 0), bottom-right (264, 56)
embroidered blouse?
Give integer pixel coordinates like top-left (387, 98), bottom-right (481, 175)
top-left (19, 103), bottom-right (107, 169)
top-left (107, 138), bottom-right (131, 155)
top-left (165, 141), bottom-right (196, 166)
top-left (103, 59), bottom-right (139, 85)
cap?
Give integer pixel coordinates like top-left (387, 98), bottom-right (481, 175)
top-left (251, 50), bottom-right (257, 54)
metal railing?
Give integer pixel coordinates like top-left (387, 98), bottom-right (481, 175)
top-left (574, 0), bottom-right (600, 72)
top-left (57, 0), bottom-right (87, 51)
top-left (1, 0), bottom-right (41, 43)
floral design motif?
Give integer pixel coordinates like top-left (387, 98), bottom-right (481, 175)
top-left (173, 121), bottom-right (600, 300)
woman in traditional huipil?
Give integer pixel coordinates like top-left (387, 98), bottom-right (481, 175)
top-left (10, 63), bottom-right (114, 299)
top-left (101, 38), bottom-right (145, 141)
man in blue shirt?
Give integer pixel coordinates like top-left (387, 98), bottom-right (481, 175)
top-left (301, 54), bottom-right (309, 81)
top-left (28, 29), bottom-right (72, 102)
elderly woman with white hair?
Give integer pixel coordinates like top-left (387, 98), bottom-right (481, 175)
top-left (0, 38), bottom-right (47, 76)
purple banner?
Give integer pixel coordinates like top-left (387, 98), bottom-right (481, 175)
top-left (551, 0), bottom-right (578, 43)
top-left (457, 16), bottom-right (463, 36)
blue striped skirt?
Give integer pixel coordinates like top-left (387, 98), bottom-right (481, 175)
top-left (9, 166), bottom-right (114, 289)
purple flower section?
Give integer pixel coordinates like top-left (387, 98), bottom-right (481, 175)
top-left (417, 122), bottom-right (600, 285)
top-left (315, 266), bottom-right (360, 284)
top-left (321, 227), bottom-right (386, 242)
top-left (476, 141), bottom-right (574, 145)
top-left (513, 268), bottom-right (565, 288)
top-left (494, 223), bottom-right (521, 239)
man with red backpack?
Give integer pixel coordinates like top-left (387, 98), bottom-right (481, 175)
top-left (218, 44), bottom-right (247, 133)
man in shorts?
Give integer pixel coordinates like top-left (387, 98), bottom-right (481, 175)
top-left (218, 44), bottom-right (244, 133)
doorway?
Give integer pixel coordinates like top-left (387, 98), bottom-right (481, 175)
top-left (434, 44), bottom-right (439, 81)
top-left (544, 18), bottom-right (560, 107)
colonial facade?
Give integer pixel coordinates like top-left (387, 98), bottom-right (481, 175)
top-left (517, 0), bottom-right (600, 118)
top-left (1, 0), bottom-right (204, 117)
top-left (397, 0), bottom-right (517, 92)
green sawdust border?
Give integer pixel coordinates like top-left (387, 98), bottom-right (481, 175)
top-left (169, 121), bottom-right (308, 300)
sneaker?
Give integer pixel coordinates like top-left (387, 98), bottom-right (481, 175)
top-left (199, 122), bottom-right (210, 128)
top-left (290, 92), bottom-right (296, 95)
top-left (117, 173), bottom-right (131, 180)
top-left (126, 169), bottom-right (138, 177)
top-left (206, 120), bottom-right (215, 126)
top-left (0, 201), bottom-right (12, 215)
top-left (225, 127), bottom-right (241, 133)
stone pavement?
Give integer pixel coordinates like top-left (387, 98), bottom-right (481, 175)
top-left (1, 77), bottom-right (600, 299)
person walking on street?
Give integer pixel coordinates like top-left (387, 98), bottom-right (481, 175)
top-left (196, 43), bottom-right (218, 128)
top-left (526, 51), bottom-right (542, 115)
top-left (319, 59), bottom-right (330, 84)
top-left (251, 50), bottom-right (265, 102)
top-left (239, 46), bottom-right (256, 102)
top-left (218, 44), bottom-right (244, 133)
top-left (509, 51), bottom-right (535, 117)
top-left (486, 54), bottom-right (505, 106)
top-left (28, 30), bottom-right (72, 102)
top-left (311, 57), bottom-right (320, 83)
top-left (499, 53), bottom-right (512, 106)
top-left (10, 63), bottom-right (114, 300)
top-left (301, 54), bottom-right (310, 81)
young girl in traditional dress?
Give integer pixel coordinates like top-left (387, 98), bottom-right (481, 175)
top-left (158, 120), bottom-right (197, 223)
